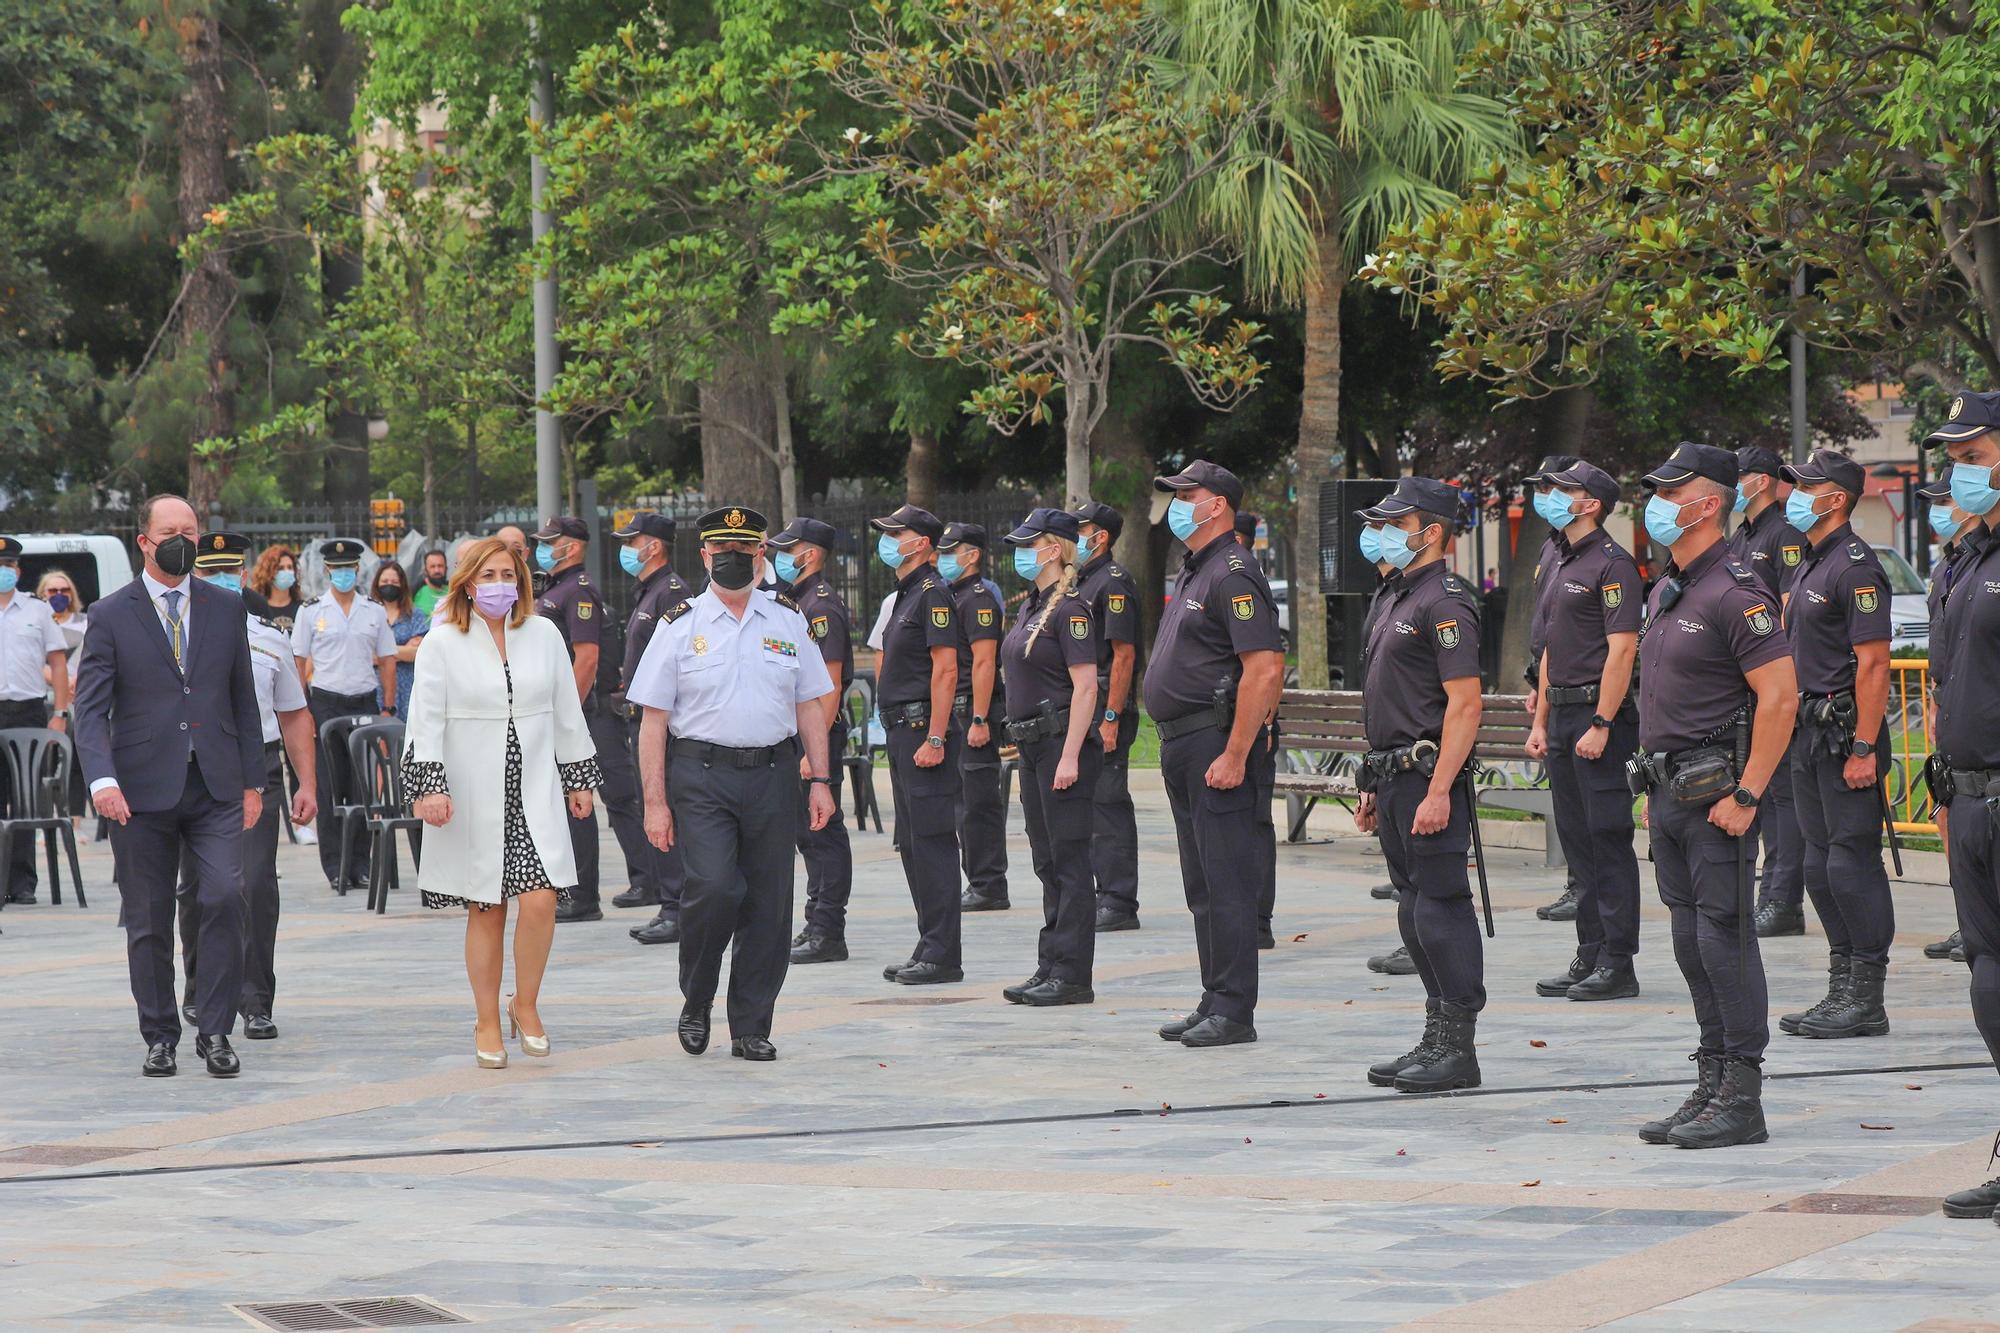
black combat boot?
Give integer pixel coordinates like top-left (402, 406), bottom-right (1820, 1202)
top-left (1943, 1134), bottom-right (2000, 1218)
top-left (1393, 1003), bottom-right (1481, 1093)
top-left (1798, 958), bottom-right (1889, 1038)
top-left (1754, 899), bottom-right (1805, 937)
top-left (1638, 1052), bottom-right (1724, 1144)
top-left (1367, 999), bottom-right (1438, 1087)
top-left (1535, 954), bottom-right (1591, 997)
top-left (1537, 885), bottom-right (1578, 921)
top-left (1779, 953), bottom-right (1849, 1036)
top-left (1367, 945), bottom-right (1417, 976)
top-left (1667, 1058), bottom-right (1768, 1148)
top-left (1926, 930), bottom-right (1963, 960)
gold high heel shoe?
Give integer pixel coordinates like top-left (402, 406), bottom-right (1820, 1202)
top-left (475, 1024), bottom-right (508, 1070)
top-left (507, 996), bottom-right (551, 1057)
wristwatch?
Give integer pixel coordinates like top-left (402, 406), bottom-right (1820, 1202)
top-left (925, 734), bottom-right (945, 750)
top-left (1849, 739), bottom-right (1875, 758)
top-left (807, 776), bottom-right (831, 785)
top-left (971, 714), bottom-right (987, 728)
top-left (1730, 786), bottom-right (1761, 807)
top-left (1103, 709), bottom-right (1119, 724)
top-left (1589, 714), bottom-right (1612, 731)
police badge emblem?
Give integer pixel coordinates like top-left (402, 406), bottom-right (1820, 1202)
top-left (1855, 586), bottom-right (1878, 613)
top-left (692, 634), bottom-right (709, 656)
top-left (1601, 582), bottom-right (1622, 609)
top-left (1744, 604), bottom-right (1774, 636)
top-left (1782, 545), bottom-right (1802, 567)
top-left (1069, 616), bottom-right (1089, 640)
top-left (931, 607), bottom-right (951, 629)
top-left (810, 615), bottom-right (829, 639)
top-left (1107, 594), bottom-right (1126, 614)
top-left (726, 508), bottom-right (745, 529)
top-left (1949, 394), bottom-right (1964, 421)
top-left (977, 608), bottom-right (994, 627)
top-left (1435, 619), bottom-right (1460, 648)
top-left (577, 601), bottom-right (593, 620)
top-left (1231, 594), bottom-right (1254, 621)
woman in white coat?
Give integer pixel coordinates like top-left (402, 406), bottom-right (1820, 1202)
top-left (403, 536), bottom-right (601, 1067)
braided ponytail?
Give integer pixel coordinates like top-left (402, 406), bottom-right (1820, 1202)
top-left (1023, 537), bottom-right (1080, 653)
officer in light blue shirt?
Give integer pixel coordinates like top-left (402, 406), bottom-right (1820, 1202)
top-left (627, 505), bottom-right (836, 1064)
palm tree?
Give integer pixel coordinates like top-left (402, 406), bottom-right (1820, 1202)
top-left (1157, 0), bottom-right (1520, 686)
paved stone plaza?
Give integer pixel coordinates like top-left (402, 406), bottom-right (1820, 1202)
top-left (3, 775), bottom-right (1999, 1331)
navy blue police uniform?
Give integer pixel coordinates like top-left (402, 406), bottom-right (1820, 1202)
top-left (940, 522), bottom-right (1010, 911)
top-left (1523, 454), bottom-right (1583, 921)
top-left (1073, 500), bottom-right (1144, 928)
top-left (612, 512), bottom-right (695, 940)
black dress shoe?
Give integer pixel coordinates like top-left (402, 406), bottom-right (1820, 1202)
top-left (896, 961), bottom-right (965, 986)
top-left (1567, 965), bottom-right (1640, 1001)
top-left (1943, 1174), bottom-right (2000, 1218)
top-left (1257, 926), bottom-right (1276, 950)
top-left (632, 913), bottom-right (681, 945)
top-left (1368, 946), bottom-right (1418, 976)
top-left (1003, 973), bottom-right (1047, 1004)
top-left (195, 1034), bottom-right (240, 1078)
top-left (1094, 906), bottom-right (1140, 932)
top-left (1535, 955), bottom-right (1592, 997)
top-left (962, 890), bottom-right (1011, 911)
top-left (181, 1001), bottom-right (199, 1025)
top-left (678, 1001), bottom-right (712, 1055)
top-left (731, 1035), bottom-right (777, 1061)
top-left (1158, 1011), bottom-right (1204, 1041)
top-left (555, 901), bottom-right (604, 924)
top-left (1020, 978), bottom-right (1094, 1006)
top-left (6, 888), bottom-right (36, 905)
top-left (1537, 885), bottom-right (1579, 921)
top-left (142, 1042), bottom-right (177, 1077)
top-left (1369, 882), bottom-right (1397, 900)
top-left (243, 1014), bottom-right (278, 1040)
top-left (1927, 930), bottom-right (1964, 960)
top-left (790, 934), bottom-right (848, 964)
top-left (883, 957), bottom-right (918, 982)
top-left (1179, 1014), bottom-right (1257, 1047)
top-left (1754, 899), bottom-right (1805, 937)
top-left (611, 885), bottom-right (659, 909)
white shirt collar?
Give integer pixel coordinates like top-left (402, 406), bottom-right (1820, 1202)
top-left (695, 586), bottom-right (773, 625)
top-left (142, 569), bottom-right (190, 603)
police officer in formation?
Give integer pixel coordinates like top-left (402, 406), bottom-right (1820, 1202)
top-left (0, 534), bottom-right (70, 908)
top-left (1631, 443), bottom-right (1798, 1149)
top-left (1356, 514), bottom-right (1423, 978)
top-left (1072, 501), bottom-right (1144, 932)
top-left (176, 534), bottom-right (319, 1041)
top-left (1234, 510), bottom-right (1281, 950)
top-left (1352, 477), bottom-right (1488, 1092)
top-left (1772, 450), bottom-right (1898, 1041)
top-left (1723, 446), bottom-right (1811, 940)
top-left (1522, 456), bottom-right (1585, 924)
top-left (531, 517), bottom-right (641, 924)
top-left (628, 506), bottom-right (836, 1063)
top-left (609, 513), bottom-right (695, 946)
top-left (1920, 474), bottom-right (1978, 963)
top-left (1525, 461), bottom-right (1644, 1003)
top-left (767, 517), bottom-right (858, 966)
top-left (291, 538), bottom-right (395, 892)
top-left (997, 508), bottom-right (1102, 1006)
top-left (938, 523), bottom-right (1010, 912)
top-left (1146, 461), bottom-right (1283, 1048)
top-left (870, 504), bottom-right (968, 985)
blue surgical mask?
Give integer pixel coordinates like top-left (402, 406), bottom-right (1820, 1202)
top-left (1077, 533), bottom-right (1094, 563)
top-left (1166, 496), bottom-right (1204, 542)
top-left (1013, 546), bottom-right (1044, 580)
top-left (1643, 494), bottom-right (1697, 548)
top-left (329, 567), bottom-right (359, 593)
top-left (1376, 524), bottom-right (1428, 570)
top-left (619, 545), bottom-right (645, 577)
top-left (274, 568), bottom-right (297, 590)
top-left (1951, 461), bottom-right (2000, 516)
top-left (1784, 488), bottom-right (1824, 533)
top-left (877, 533), bottom-right (908, 570)
top-left (1533, 489), bottom-right (1575, 531)
top-left (772, 552), bottom-right (801, 585)
top-left (1357, 524), bottom-right (1384, 564)
top-left (535, 542), bottom-right (558, 572)
top-left (938, 553), bottom-right (964, 583)
top-left (1929, 503), bottom-right (1964, 540)
top-left (1731, 482), bottom-right (1751, 514)
top-left (0, 568), bottom-right (18, 594)
top-left (206, 572), bottom-right (242, 595)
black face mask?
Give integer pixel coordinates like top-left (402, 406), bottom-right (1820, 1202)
top-left (379, 584), bottom-right (405, 601)
top-left (153, 535), bottom-right (196, 578)
top-left (709, 550), bottom-right (756, 590)
top-left (426, 572), bottom-right (447, 588)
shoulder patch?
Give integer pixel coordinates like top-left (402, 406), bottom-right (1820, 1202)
top-left (1231, 592), bottom-right (1255, 620)
top-left (1854, 586), bottom-right (1878, 613)
top-left (1106, 592), bottom-right (1127, 614)
top-left (576, 601), bottom-right (593, 620)
top-left (1744, 602), bottom-right (1775, 636)
top-left (1069, 615), bottom-right (1090, 640)
top-left (976, 607), bottom-right (994, 627)
top-left (931, 605), bottom-right (952, 629)
top-left (810, 614), bottom-right (829, 640)
top-left (1601, 582), bottom-right (1622, 609)
top-left (1781, 544), bottom-right (1803, 567)
top-left (1435, 619), bottom-right (1461, 649)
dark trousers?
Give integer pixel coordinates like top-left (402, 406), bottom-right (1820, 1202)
top-left (1545, 700), bottom-right (1641, 968)
top-left (1018, 732), bottom-right (1102, 983)
top-left (1944, 793), bottom-right (2000, 1071)
top-left (307, 686), bottom-right (375, 885)
top-left (669, 741), bottom-right (800, 1037)
top-left (1090, 708), bottom-right (1141, 913)
top-left (581, 702), bottom-right (646, 909)
top-left (0, 697), bottom-right (50, 893)
top-left (1255, 721), bottom-right (1278, 931)
top-left (1159, 724), bottom-right (1270, 1024)
top-left (799, 722), bottom-right (852, 938)
top-left (1375, 769), bottom-right (1486, 1012)
top-left (628, 716), bottom-right (686, 919)
top-left (178, 746), bottom-right (283, 1017)
top-left (958, 728), bottom-right (1009, 900)
top-left (1648, 791), bottom-right (1769, 1062)
top-left (1756, 735), bottom-right (1806, 910)
top-left (1792, 724), bottom-right (1895, 964)
top-left (886, 721), bottom-right (964, 967)
top-left (115, 756), bottom-right (246, 1045)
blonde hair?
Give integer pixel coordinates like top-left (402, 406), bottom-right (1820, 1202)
top-left (439, 536), bottom-right (534, 632)
top-left (1023, 536), bottom-right (1081, 653)
top-left (34, 568), bottom-right (78, 604)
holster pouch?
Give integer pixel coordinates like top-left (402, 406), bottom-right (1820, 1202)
top-left (1668, 747), bottom-right (1739, 807)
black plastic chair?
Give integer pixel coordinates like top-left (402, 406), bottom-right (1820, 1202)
top-left (0, 728), bottom-right (85, 908)
top-left (344, 722), bottom-right (423, 913)
top-left (319, 713), bottom-right (381, 894)
top-left (840, 679), bottom-right (883, 834)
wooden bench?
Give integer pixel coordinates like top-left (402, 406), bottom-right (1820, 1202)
top-left (1272, 688), bottom-right (1564, 867)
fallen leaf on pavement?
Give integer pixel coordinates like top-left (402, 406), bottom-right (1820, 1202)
top-left (1905, 1084), bottom-right (1923, 1091)
top-left (1343, 999), bottom-right (1354, 1006)
top-left (1548, 1118), bottom-right (1568, 1125)
top-left (1291, 933), bottom-right (1309, 942)
top-left (1521, 1179), bottom-right (1541, 1187)
top-left (1314, 1093), bottom-right (1327, 1099)
top-left (1395, 1148), bottom-right (1407, 1156)
top-left (1860, 1123), bottom-right (1895, 1131)
top-left (1529, 1039), bottom-right (1548, 1048)
top-left (1243, 1137), bottom-right (1253, 1144)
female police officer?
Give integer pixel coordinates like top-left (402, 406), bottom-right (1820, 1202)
top-left (996, 509), bottom-right (1101, 1007)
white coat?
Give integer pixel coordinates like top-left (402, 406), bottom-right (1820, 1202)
top-left (403, 612), bottom-right (595, 904)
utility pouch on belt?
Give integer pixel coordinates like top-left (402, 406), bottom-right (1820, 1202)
top-left (1667, 748), bottom-right (1739, 807)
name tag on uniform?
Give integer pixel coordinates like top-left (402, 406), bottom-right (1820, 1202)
top-left (763, 637), bottom-right (798, 658)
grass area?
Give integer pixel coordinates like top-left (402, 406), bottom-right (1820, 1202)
top-left (1131, 712), bottom-right (1160, 768)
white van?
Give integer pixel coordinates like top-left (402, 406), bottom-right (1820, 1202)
top-left (12, 533), bottom-right (136, 611)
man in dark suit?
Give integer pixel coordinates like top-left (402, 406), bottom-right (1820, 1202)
top-left (74, 496), bottom-right (266, 1079)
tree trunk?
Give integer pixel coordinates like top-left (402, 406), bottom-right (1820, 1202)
top-left (769, 360), bottom-right (800, 519)
top-left (1293, 208), bottom-right (1345, 689)
top-left (305, 0), bottom-right (370, 510)
top-left (1063, 345), bottom-right (1093, 507)
top-left (421, 440), bottom-right (437, 541)
top-left (906, 429), bottom-right (941, 509)
top-left (1094, 408), bottom-right (1157, 671)
top-left (175, 12), bottom-right (235, 512)
top-left (698, 349), bottom-right (780, 514)
top-left (466, 415), bottom-right (481, 515)
top-left (1495, 386), bottom-right (1596, 687)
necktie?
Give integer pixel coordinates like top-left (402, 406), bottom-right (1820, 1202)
top-left (163, 589), bottom-right (184, 670)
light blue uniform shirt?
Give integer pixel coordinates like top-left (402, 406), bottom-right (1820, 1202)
top-left (627, 587), bottom-right (834, 746)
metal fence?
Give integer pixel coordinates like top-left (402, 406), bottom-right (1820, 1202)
top-left (1887, 658), bottom-right (1939, 836)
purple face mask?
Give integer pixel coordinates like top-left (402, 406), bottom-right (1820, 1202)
top-left (471, 582), bottom-right (518, 618)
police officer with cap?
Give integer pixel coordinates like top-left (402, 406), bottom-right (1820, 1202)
top-left (1147, 460), bottom-right (1283, 1047)
top-left (628, 505), bottom-right (837, 1062)
top-left (1773, 448), bottom-right (1898, 1040)
top-left (1073, 500), bottom-right (1144, 932)
top-left (938, 521), bottom-right (1010, 912)
top-left (292, 537), bottom-right (395, 892)
top-left (871, 503), bottom-right (969, 984)
top-left (1631, 441), bottom-right (1797, 1149)
top-left (1524, 460), bottom-right (1645, 1003)
top-left (1233, 509), bottom-right (1281, 948)
top-left (1356, 513), bottom-right (1422, 976)
top-left (1919, 474), bottom-right (1980, 964)
top-left (767, 517), bottom-right (857, 966)
top-left (532, 515), bottom-right (641, 924)
top-left (0, 533), bottom-right (69, 908)
top-left (177, 533), bottom-right (318, 1040)
top-left (1523, 455), bottom-right (1586, 922)
top-left (1917, 392), bottom-right (2000, 1222)
top-left (1353, 477), bottom-right (1488, 1091)
top-left (610, 512), bottom-right (694, 943)
top-left (1728, 444), bottom-right (1809, 938)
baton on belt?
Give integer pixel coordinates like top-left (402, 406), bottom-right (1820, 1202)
top-left (1736, 821), bottom-right (1751, 983)
top-left (1457, 766), bottom-right (1496, 939)
top-left (1877, 778), bottom-right (1904, 878)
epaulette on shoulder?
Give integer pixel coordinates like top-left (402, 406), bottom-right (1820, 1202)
top-left (1846, 539), bottom-right (1869, 561)
top-left (919, 576), bottom-right (937, 592)
top-left (661, 601), bottom-right (692, 624)
top-left (772, 591), bottom-right (800, 612)
top-left (1224, 553), bottom-right (1247, 572)
top-left (1441, 572), bottom-right (1467, 594)
top-left (253, 614), bottom-right (281, 630)
top-left (1108, 562), bottom-right (1128, 579)
top-left (1724, 558), bottom-right (1756, 583)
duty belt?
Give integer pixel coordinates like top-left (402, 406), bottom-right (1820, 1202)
top-left (1798, 690), bottom-right (1856, 728)
top-left (1947, 767), bottom-right (2000, 800)
top-left (1155, 697), bottom-right (1235, 741)
top-left (1006, 708), bottom-right (1072, 744)
top-left (1360, 740), bottom-right (1440, 783)
top-left (1543, 683), bottom-right (1600, 707)
top-left (673, 736), bottom-right (798, 768)
top-left (883, 701), bottom-right (933, 729)
top-left (1626, 745), bottom-right (1730, 791)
